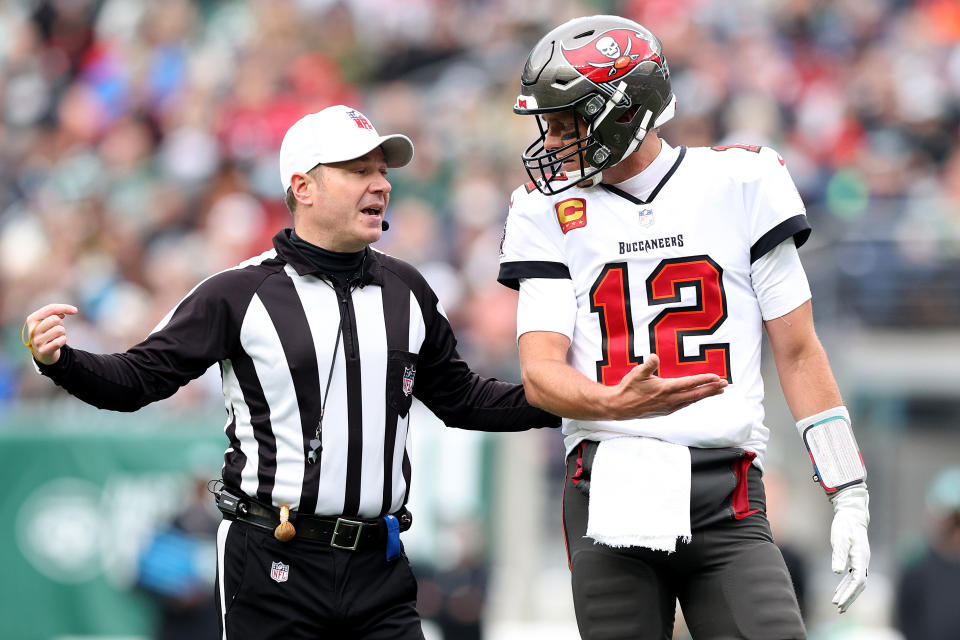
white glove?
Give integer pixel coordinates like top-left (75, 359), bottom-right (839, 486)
top-left (829, 485), bottom-right (870, 613)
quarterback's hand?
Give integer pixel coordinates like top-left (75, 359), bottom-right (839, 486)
top-left (611, 354), bottom-right (728, 419)
top-left (829, 485), bottom-right (870, 614)
top-left (22, 304), bottom-right (78, 365)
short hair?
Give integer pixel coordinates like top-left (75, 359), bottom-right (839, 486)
top-left (284, 164), bottom-right (325, 214)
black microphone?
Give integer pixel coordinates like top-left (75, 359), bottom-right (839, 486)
top-left (381, 219), bottom-right (390, 231)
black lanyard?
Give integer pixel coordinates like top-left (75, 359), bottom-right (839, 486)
top-left (307, 294), bottom-right (345, 465)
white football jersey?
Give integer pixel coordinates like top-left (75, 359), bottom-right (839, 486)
top-left (499, 142), bottom-right (812, 465)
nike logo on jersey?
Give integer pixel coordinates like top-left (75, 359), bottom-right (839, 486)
top-left (619, 234), bottom-right (684, 254)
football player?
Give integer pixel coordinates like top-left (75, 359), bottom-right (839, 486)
top-left (499, 15), bottom-right (870, 640)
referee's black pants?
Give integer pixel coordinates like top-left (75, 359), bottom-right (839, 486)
top-left (563, 441), bottom-right (807, 640)
top-left (215, 519), bottom-right (423, 639)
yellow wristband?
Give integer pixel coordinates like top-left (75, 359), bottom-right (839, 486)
top-left (21, 319), bottom-right (39, 360)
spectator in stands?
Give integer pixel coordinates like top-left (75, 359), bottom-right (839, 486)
top-left (895, 466), bottom-right (960, 640)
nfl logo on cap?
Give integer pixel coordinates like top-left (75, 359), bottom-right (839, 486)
top-left (346, 109), bottom-right (374, 130)
top-left (277, 105), bottom-right (414, 191)
top-left (270, 561), bottom-right (289, 583)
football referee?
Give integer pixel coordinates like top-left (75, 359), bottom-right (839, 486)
top-left (23, 104), bottom-right (715, 639)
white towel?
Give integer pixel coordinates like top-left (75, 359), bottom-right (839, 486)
top-left (586, 436), bottom-right (692, 553)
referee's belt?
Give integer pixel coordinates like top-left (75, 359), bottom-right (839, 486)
top-left (215, 488), bottom-right (411, 550)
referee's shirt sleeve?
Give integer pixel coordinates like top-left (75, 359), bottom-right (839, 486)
top-left (36, 270), bottom-right (250, 411)
top-left (413, 286), bottom-right (559, 432)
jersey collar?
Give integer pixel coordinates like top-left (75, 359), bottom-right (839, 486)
top-left (601, 143), bottom-right (686, 205)
top-left (273, 229), bottom-right (384, 287)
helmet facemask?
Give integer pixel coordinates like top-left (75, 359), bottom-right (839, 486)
top-left (521, 107), bottom-right (606, 195)
top-left (519, 84), bottom-right (653, 195)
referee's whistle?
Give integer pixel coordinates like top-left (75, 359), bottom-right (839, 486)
top-left (307, 439), bottom-right (322, 464)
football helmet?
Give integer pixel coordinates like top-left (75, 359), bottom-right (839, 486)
top-left (515, 15), bottom-right (676, 195)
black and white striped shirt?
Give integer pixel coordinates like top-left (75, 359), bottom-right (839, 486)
top-left (39, 229), bottom-right (558, 518)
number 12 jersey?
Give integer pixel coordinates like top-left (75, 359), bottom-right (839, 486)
top-left (498, 142), bottom-right (813, 465)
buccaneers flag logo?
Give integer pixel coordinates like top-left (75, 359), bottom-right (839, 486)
top-left (561, 29), bottom-right (664, 84)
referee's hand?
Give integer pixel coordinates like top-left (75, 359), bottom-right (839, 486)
top-left (23, 304), bottom-right (78, 365)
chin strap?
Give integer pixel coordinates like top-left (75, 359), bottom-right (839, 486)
top-left (797, 406), bottom-right (867, 495)
top-left (566, 81), bottom-right (629, 190)
top-left (570, 94), bottom-right (677, 190)
top-left (568, 170), bottom-right (603, 188)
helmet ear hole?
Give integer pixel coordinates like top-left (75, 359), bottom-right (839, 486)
top-left (616, 105), bottom-right (640, 124)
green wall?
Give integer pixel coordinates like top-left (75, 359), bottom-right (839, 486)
top-left (0, 406), bottom-right (225, 640)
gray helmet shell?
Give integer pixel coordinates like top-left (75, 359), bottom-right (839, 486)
top-left (515, 16), bottom-right (675, 194)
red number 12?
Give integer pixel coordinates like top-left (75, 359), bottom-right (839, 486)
top-left (589, 256), bottom-right (731, 385)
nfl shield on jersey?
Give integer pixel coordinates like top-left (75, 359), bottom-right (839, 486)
top-left (499, 143), bottom-right (812, 465)
top-left (402, 365), bottom-right (416, 396)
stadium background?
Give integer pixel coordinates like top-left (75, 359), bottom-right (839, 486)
top-left (1, 0), bottom-right (959, 638)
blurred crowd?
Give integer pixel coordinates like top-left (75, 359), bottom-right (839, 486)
top-left (2, 0), bottom-right (960, 407)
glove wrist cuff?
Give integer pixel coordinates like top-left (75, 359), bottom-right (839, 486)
top-left (830, 484), bottom-right (869, 505)
top-left (830, 485), bottom-right (870, 525)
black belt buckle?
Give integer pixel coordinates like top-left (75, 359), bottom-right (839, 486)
top-left (331, 518), bottom-right (364, 550)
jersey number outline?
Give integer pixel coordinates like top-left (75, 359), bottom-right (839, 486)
top-left (711, 143), bottom-right (762, 153)
top-left (590, 263), bottom-right (642, 386)
top-left (589, 256), bottom-right (731, 385)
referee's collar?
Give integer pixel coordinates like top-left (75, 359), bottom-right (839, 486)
top-left (273, 229), bottom-right (384, 286)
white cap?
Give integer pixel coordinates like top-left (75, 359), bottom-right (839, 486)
top-left (278, 105), bottom-right (415, 190)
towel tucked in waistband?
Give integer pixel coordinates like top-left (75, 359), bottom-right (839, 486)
top-left (586, 436), bottom-right (692, 553)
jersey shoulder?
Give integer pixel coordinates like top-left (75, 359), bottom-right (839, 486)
top-left (508, 181), bottom-right (554, 218)
top-left (372, 249), bottom-right (452, 321)
top-left (150, 249), bottom-right (282, 334)
top-left (193, 249), bottom-right (283, 300)
top-left (499, 182), bottom-right (583, 287)
top-left (507, 178), bottom-right (607, 231)
top-left (685, 144), bottom-right (789, 185)
top-left (370, 249), bottom-right (433, 297)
